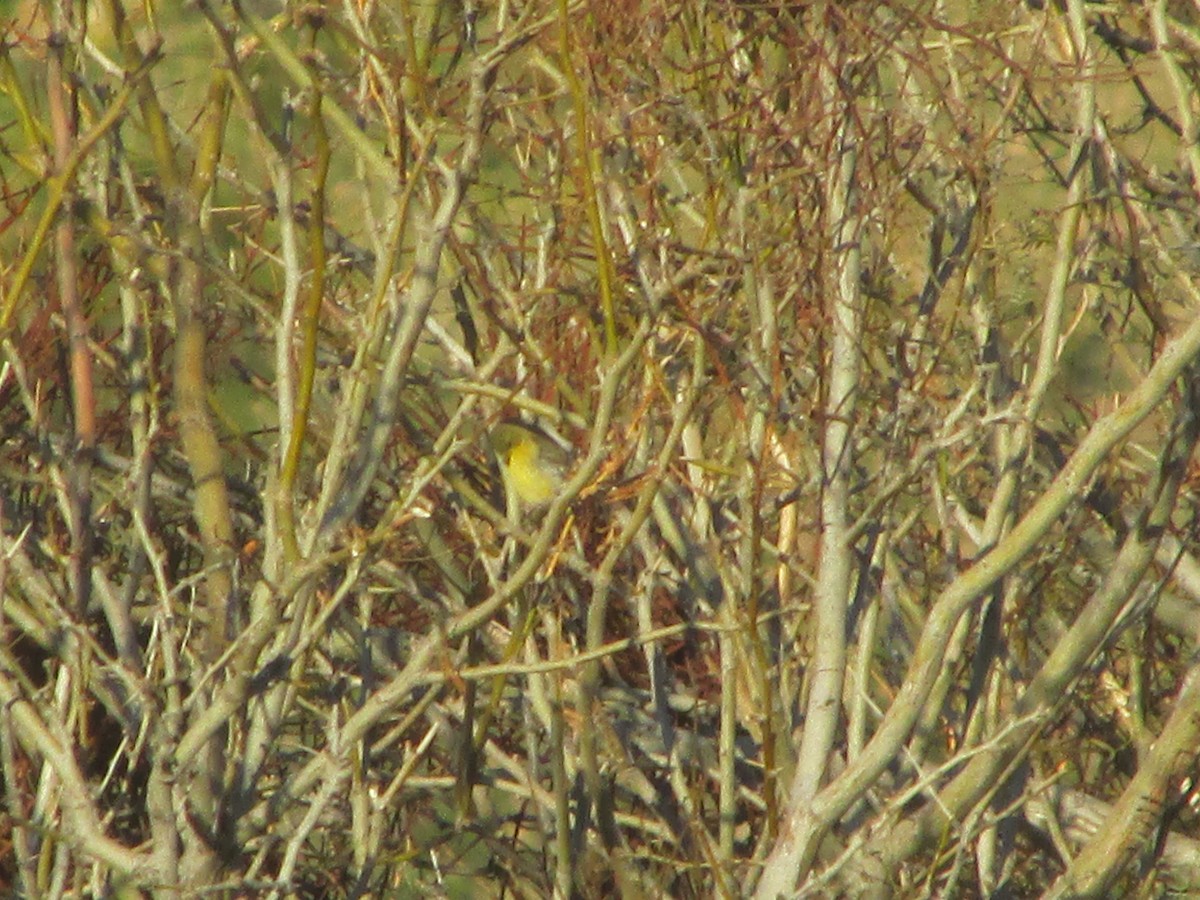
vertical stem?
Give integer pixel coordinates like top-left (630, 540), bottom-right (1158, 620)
top-left (557, 0), bottom-right (617, 356)
top-left (792, 108), bottom-right (862, 806)
top-left (754, 37), bottom-right (864, 893)
top-left (49, 0), bottom-right (94, 616)
top-left (279, 22), bottom-right (332, 560)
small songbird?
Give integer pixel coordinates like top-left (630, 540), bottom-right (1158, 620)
top-left (488, 420), bottom-right (572, 510)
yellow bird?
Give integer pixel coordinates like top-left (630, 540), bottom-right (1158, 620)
top-left (488, 420), bottom-right (571, 510)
